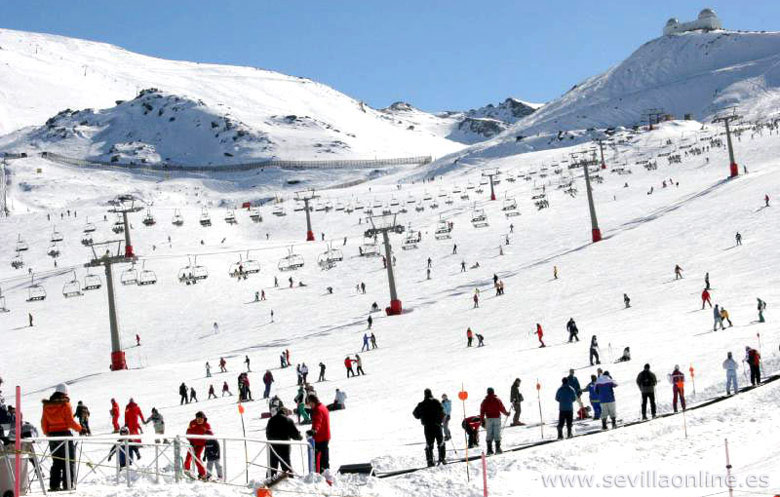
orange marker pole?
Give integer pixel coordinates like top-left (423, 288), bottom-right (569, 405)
top-left (458, 385), bottom-right (470, 482)
top-left (689, 366), bottom-right (696, 396)
top-left (536, 380), bottom-right (544, 439)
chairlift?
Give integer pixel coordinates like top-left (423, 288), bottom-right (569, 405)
top-left (318, 243), bottom-right (343, 270)
top-left (172, 209), bottom-right (184, 226)
top-left (359, 238), bottom-right (380, 257)
top-left (475, 186), bottom-right (484, 193)
top-left (372, 199), bottom-right (383, 209)
top-left (402, 229), bottom-right (421, 250)
top-left (452, 186), bottom-right (462, 194)
top-left (50, 227), bottom-right (64, 243)
top-left (390, 197), bottom-right (400, 207)
top-left (112, 218), bottom-right (125, 234)
top-left (345, 203), bottom-right (354, 214)
top-left (47, 244), bottom-right (61, 258)
top-left (83, 218), bottom-right (96, 233)
top-left (399, 205), bottom-right (408, 214)
top-left (15, 234), bottom-right (28, 252)
top-left (278, 247), bottom-right (304, 271)
top-left (434, 220), bottom-right (453, 240)
top-left (502, 197), bottom-right (520, 217)
top-left (62, 271), bottom-right (83, 298)
top-left (415, 202), bottom-right (425, 213)
top-left (121, 264), bottom-right (138, 285)
top-left (324, 201), bottom-right (334, 212)
top-left (445, 196), bottom-right (454, 205)
top-left (27, 276), bottom-right (46, 302)
top-left (466, 182), bottom-right (475, 190)
top-left (354, 200), bottom-right (365, 210)
top-left (249, 208), bottom-right (263, 223)
top-left (229, 253), bottom-right (260, 279)
top-left (178, 256), bottom-right (209, 284)
top-left (335, 201), bottom-right (345, 212)
top-left (437, 189), bottom-right (447, 198)
top-left (423, 191), bottom-right (432, 201)
top-left (200, 208), bottom-right (212, 227)
top-left (81, 234), bottom-right (93, 247)
top-left (406, 196), bottom-right (416, 204)
top-left (460, 192), bottom-right (470, 201)
top-left (317, 254), bottom-right (336, 270)
top-left (83, 272), bottom-right (102, 291)
top-left (430, 200), bottom-right (439, 209)
top-left (471, 208), bottom-right (489, 228)
top-left (142, 209), bottom-right (156, 226)
top-left (11, 253), bottom-right (24, 269)
top-left (138, 262), bottom-right (158, 286)
top-left (272, 205), bottom-right (287, 217)
top-left (224, 210), bottom-right (238, 225)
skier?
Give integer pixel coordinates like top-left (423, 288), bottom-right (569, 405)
top-left (427, 268), bottom-right (431, 280)
top-left (271, 310), bottom-right (274, 322)
top-left (705, 272), bottom-right (710, 290)
top-left (213, 322), bottom-right (219, 335)
top-left (136, 334), bottom-right (141, 346)
top-left (366, 317), bottom-right (373, 332)
top-left (307, 395), bottom-right (331, 473)
top-left (204, 439), bottom-right (223, 480)
top-left (720, 306), bottom-right (733, 327)
top-left (255, 291), bottom-right (260, 302)
top-left (244, 355), bottom-right (251, 372)
top-left (452, 244), bottom-right (457, 255)
top-left (412, 389), bottom-right (446, 467)
top-left (476, 333), bottom-right (485, 347)
top-left (590, 336), bottom-right (601, 365)
top-left (480, 388), bottom-right (509, 454)
top-left (427, 257), bottom-right (432, 268)
top-left (219, 357), bottom-right (227, 373)
top-left (702, 289), bottom-right (712, 309)
top-left (263, 370), bottom-right (274, 399)
top-left (266, 405), bottom-right (302, 477)
top-left (536, 323), bottom-right (546, 348)
top-left (723, 352), bottom-right (739, 395)
top-left (462, 415), bottom-right (482, 448)
top-left (757, 298), bottom-right (767, 322)
top-left (261, 290), bottom-right (266, 300)
top-left (461, 260), bottom-right (467, 272)
top-left (566, 318), bottom-right (579, 342)
top-left (765, 194), bottom-right (770, 207)
top-left (735, 232), bottom-right (742, 246)
top-left (360, 282), bottom-right (366, 294)
top-left (318, 362), bottom-right (326, 382)
top-left (74, 401), bottom-right (91, 436)
top-left (713, 304), bottom-right (725, 331)
top-left (466, 327), bottom-right (474, 347)
top-left (208, 384), bottom-right (216, 400)
top-left (596, 372), bottom-right (618, 429)
top-left (110, 398), bottom-right (121, 432)
top-left (510, 378), bottom-right (524, 426)
top-left (624, 293), bottom-right (631, 308)
top-left (205, 362), bottom-right (212, 378)
top-left (184, 411), bottom-right (212, 480)
top-left (107, 427), bottom-right (135, 468)
top-left (344, 356), bottom-right (355, 378)
top-left (28, 313), bottom-right (33, 327)
top-left (41, 384), bottom-right (81, 491)
top-left (669, 365), bottom-right (686, 412)
top-left (441, 393), bottom-right (452, 440)
top-left (586, 375), bottom-right (601, 420)
top-left (473, 293), bottom-right (479, 308)
top-left (567, 369), bottom-right (585, 417)
top-left (553, 266), bottom-right (558, 279)
top-left (222, 382), bottom-right (232, 397)
top-left (190, 387), bottom-right (198, 403)
top-left (635, 364), bottom-right (657, 420)
top-left (555, 377), bottom-right (577, 439)
top-left (355, 354), bottom-right (365, 375)
top-left (370, 333), bottom-right (378, 349)
top-left (674, 265), bottom-right (683, 280)
top-left (144, 407), bottom-right (166, 442)
top-left (745, 346), bottom-right (761, 385)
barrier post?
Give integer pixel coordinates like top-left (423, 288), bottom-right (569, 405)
top-left (481, 451), bottom-right (489, 496)
top-left (155, 444), bottom-right (160, 483)
top-left (124, 439), bottom-right (131, 487)
top-left (173, 437), bottom-right (182, 483)
top-left (65, 440), bottom-right (72, 490)
top-left (14, 386), bottom-right (21, 497)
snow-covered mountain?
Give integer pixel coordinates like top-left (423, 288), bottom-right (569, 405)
top-left (431, 29), bottom-right (780, 167)
top-left (0, 28), bottom-right (464, 162)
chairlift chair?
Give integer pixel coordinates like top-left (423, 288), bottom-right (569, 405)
top-left (402, 230), bottom-right (420, 250)
top-left (445, 196), bottom-right (454, 205)
top-left (324, 201), bottom-right (334, 212)
top-left (272, 205), bottom-right (287, 217)
top-left (62, 272), bottom-right (83, 298)
top-left (224, 210), bottom-right (238, 225)
top-left (121, 265), bottom-right (138, 285)
top-left (50, 227), bottom-right (64, 243)
top-left (354, 200), bottom-right (365, 210)
top-left (434, 220), bottom-right (453, 240)
top-left (191, 257), bottom-right (209, 280)
top-left (324, 246), bottom-right (343, 262)
top-left (466, 182), bottom-right (475, 190)
top-left (27, 276), bottom-right (46, 302)
top-left (47, 244), bottom-right (61, 258)
top-left (15, 234), bottom-right (28, 252)
top-left (317, 254), bottom-right (336, 270)
top-left (200, 209), bottom-right (212, 227)
top-left (460, 192), bottom-right (470, 201)
top-left (172, 209), bottom-right (184, 226)
top-left (423, 191), bottom-right (432, 201)
top-left (359, 238), bottom-right (380, 257)
top-left (81, 234), bottom-right (93, 247)
top-left (415, 202), bottom-right (425, 212)
top-left (83, 218), bottom-right (96, 233)
top-left (83, 272), bottom-right (102, 291)
top-left (430, 200), bottom-right (439, 209)
top-left (278, 248), bottom-right (304, 271)
top-left (452, 186), bottom-right (462, 194)
top-left (142, 209), bottom-right (156, 226)
top-left (11, 253), bottom-right (24, 269)
top-left (471, 209), bottom-right (489, 228)
top-left (406, 195), bottom-right (416, 204)
top-left (138, 262), bottom-right (158, 286)
top-left (249, 208), bottom-right (263, 223)
top-left (390, 197), bottom-right (400, 207)
top-left (335, 201), bottom-right (345, 212)
top-left (502, 198), bottom-right (518, 211)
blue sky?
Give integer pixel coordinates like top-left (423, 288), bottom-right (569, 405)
top-left (2, 1), bottom-right (778, 112)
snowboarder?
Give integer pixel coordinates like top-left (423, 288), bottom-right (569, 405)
top-left (412, 389), bottom-right (446, 467)
top-left (480, 387), bottom-right (509, 454)
top-left (328, 389), bottom-right (347, 411)
top-left (720, 306), bottom-right (733, 327)
top-left (510, 378), bottom-right (524, 426)
top-left (204, 439), bottom-right (223, 480)
top-left (355, 354), bottom-right (365, 375)
top-left (555, 377), bottom-right (577, 439)
top-left (110, 398), bottom-right (121, 432)
top-left (586, 375), bottom-right (601, 420)
top-left (624, 293), bottom-right (631, 308)
top-left (536, 323), bottom-right (545, 348)
top-left (74, 401), bottom-right (91, 436)
top-left (723, 352), bottom-right (739, 395)
top-left (669, 365), bottom-right (686, 412)
top-left (745, 346), bottom-right (761, 385)
top-left (441, 393), bottom-right (452, 440)
top-left (702, 289), bottom-right (712, 309)
top-left (596, 372), bottom-right (618, 429)
top-left (266, 405), bottom-right (302, 477)
top-left (735, 232), bottom-right (742, 246)
top-left (263, 370), bottom-right (274, 399)
top-left (757, 298), bottom-right (767, 322)
top-left (476, 333), bottom-right (485, 347)
top-left (674, 265), bottom-right (683, 280)
top-left (616, 347), bottom-right (631, 362)
top-left (713, 304), bottom-right (725, 331)
top-left (307, 395), bottom-right (331, 473)
top-left (344, 356), bottom-right (355, 378)
top-left (636, 363), bottom-right (657, 420)
top-left (466, 327), bottom-right (474, 347)
top-left (189, 387), bottom-right (198, 403)
top-left (566, 318), bottom-right (579, 342)
top-left (590, 336), bottom-right (601, 365)
top-left (318, 362), bottom-right (326, 382)
top-left (184, 411), bottom-right (212, 480)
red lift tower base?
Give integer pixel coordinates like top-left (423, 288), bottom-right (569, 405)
top-left (386, 299), bottom-right (403, 316)
top-left (306, 230), bottom-right (315, 242)
top-left (125, 245), bottom-right (134, 258)
top-left (110, 351), bottom-right (127, 371)
top-left (730, 162), bottom-right (739, 178)
top-left (592, 228), bottom-right (602, 243)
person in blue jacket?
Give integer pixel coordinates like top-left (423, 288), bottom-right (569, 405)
top-left (555, 377), bottom-right (577, 439)
top-left (586, 374), bottom-right (601, 420)
top-left (596, 372), bottom-right (618, 430)
top-left (441, 393), bottom-right (452, 441)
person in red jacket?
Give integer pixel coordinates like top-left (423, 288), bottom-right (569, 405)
top-left (466, 327), bottom-right (474, 347)
top-left (185, 411), bottom-right (213, 479)
top-left (344, 356), bottom-right (355, 378)
top-left (124, 398), bottom-right (146, 436)
top-left (536, 323), bottom-right (546, 348)
top-left (110, 398), bottom-right (120, 433)
top-left (701, 289), bottom-right (712, 309)
top-left (480, 387), bottom-right (510, 454)
top-left (307, 395), bottom-right (331, 473)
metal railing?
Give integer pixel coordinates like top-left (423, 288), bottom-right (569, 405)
top-left (11, 433), bottom-right (313, 494)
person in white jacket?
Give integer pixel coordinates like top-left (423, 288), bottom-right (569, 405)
top-left (723, 352), bottom-right (739, 395)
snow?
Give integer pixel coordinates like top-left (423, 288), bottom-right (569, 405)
top-left (2, 27), bottom-right (780, 497)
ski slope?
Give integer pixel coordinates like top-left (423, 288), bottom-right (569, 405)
top-left (2, 117), bottom-right (779, 496)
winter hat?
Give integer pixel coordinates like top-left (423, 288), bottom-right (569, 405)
top-left (644, 364), bottom-right (650, 370)
top-left (119, 427), bottom-right (129, 435)
top-left (487, 387), bottom-right (495, 395)
top-left (195, 411), bottom-right (205, 419)
top-left (424, 388), bottom-right (433, 398)
top-left (561, 377), bottom-right (568, 384)
top-left (54, 383), bottom-right (69, 395)
top-left (727, 352), bottom-right (733, 358)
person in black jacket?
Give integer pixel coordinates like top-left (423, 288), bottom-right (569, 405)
top-left (266, 406), bottom-right (302, 477)
top-left (179, 382), bottom-right (189, 405)
top-left (589, 336), bottom-right (601, 366)
top-left (412, 388), bottom-right (446, 467)
top-left (635, 364), bottom-right (657, 420)
top-left (204, 439), bottom-right (223, 480)
top-left (566, 318), bottom-right (579, 342)
top-left (74, 401), bottom-right (91, 436)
